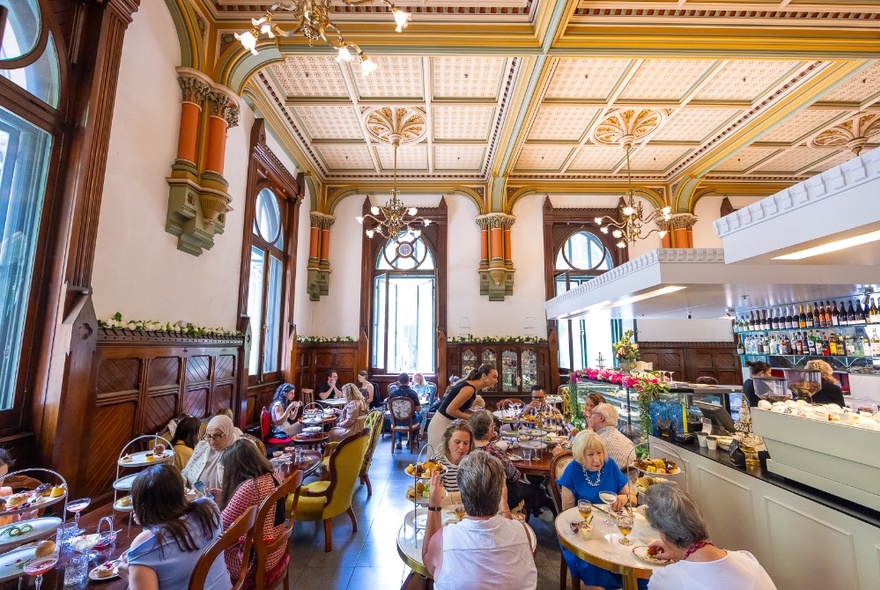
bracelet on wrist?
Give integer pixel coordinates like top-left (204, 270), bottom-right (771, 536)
top-left (428, 506), bottom-right (442, 512)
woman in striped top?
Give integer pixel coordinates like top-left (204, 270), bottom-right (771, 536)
top-left (430, 420), bottom-right (474, 493)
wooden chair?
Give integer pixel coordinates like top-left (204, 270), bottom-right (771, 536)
top-left (496, 397), bottom-right (524, 410)
top-left (389, 396), bottom-right (421, 452)
top-left (188, 506), bottom-right (257, 590)
top-left (359, 410), bottom-right (384, 497)
top-left (549, 451), bottom-right (580, 590)
top-left (292, 429), bottom-right (369, 552)
top-left (241, 432), bottom-right (267, 457)
top-left (251, 470), bottom-right (304, 590)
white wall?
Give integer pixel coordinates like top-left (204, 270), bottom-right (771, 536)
top-left (93, 0), bottom-right (251, 329)
top-left (637, 319), bottom-right (735, 342)
top-left (693, 195), bottom-right (765, 248)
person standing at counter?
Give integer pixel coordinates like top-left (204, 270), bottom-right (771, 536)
top-left (803, 360), bottom-right (846, 406)
top-left (644, 483), bottom-right (777, 590)
top-left (426, 364), bottom-right (497, 453)
top-left (743, 361), bottom-right (773, 407)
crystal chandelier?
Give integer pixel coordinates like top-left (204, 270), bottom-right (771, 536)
top-left (356, 136), bottom-right (430, 241)
top-left (595, 144), bottom-right (671, 248)
top-left (235, 1), bottom-right (411, 76)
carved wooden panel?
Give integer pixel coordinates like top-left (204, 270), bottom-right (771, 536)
top-left (84, 402), bottom-right (136, 501)
top-left (215, 355), bottom-right (235, 380)
top-left (183, 387), bottom-right (210, 418)
top-left (187, 355), bottom-right (211, 384)
top-left (149, 357), bottom-right (180, 387)
top-left (96, 358), bottom-right (140, 395)
top-left (211, 384), bottom-right (234, 415)
top-left (639, 342), bottom-right (738, 385)
top-left (143, 393), bottom-right (177, 433)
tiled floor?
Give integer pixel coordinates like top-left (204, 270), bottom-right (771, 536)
top-left (287, 436), bottom-right (566, 589)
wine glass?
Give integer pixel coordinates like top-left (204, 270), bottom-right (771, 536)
top-left (23, 555), bottom-right (59, 590)
top-left (577, 500), bottom-right (592, 525)
top-left (66, 497), bottom-right (91, 536)
top-left (598, 491), bottom-right (617, 525)
top-left (617, 513), bottom-right (634, 545)
top-left (453, 503), bottom-right (466, 521)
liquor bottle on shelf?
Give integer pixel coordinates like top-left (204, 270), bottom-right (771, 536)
top-left (870, 297), bottom-right (880, 324)
top-left (872, 329), bottom-right (880, 357)
top-left (780, 334), bottom-right (791, 355)
top-left (821, 333), bottom-right (830, 356)
top-left (812, 303), bottom-right (821, 328)
top-left (831, 301), bottom-right (841, 327)
top-left (830, 333), bottom-right (840, 356)
top-left (846, 301), bottom-right (856, 325)
top-left (798, 305), bottom-right (807, 329)
top-left (769, 309), bottom-right (778, 331)
top-left (785, 307), bottom-right (794, 330)
top-left (805, 304), bottom-right (814, 328)
top-left (855, 300), bottom-right (867, 324)
top-left (748, 311), bottom-right (756, 331)
top-left (817, 303), bottom-right (826, 328)
top-left (861, 334), bottom-right (871, 357)
top-left (736, 338), bottom-right (745, 355)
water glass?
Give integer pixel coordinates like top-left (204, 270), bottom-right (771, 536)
top-left (522, 447), bottom-right (532, 462)
top-left (294, 447), bottom-right (302, 463)
top-left (64, 553), bottom-right (89, 586)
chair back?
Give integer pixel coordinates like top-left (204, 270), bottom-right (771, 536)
top-left (253, 470), bottom-right (304, 589)
top-left (424, 382), bottom-right (438, 405)
top-left (321, 429), bottom-right (370, 519)
top-left (696, 376), bottom-right (719, 385)
top-left (369, 381), bottom-right (383, 409)
top-left (359, 410), bottom-right (383, 478)
top-left (240, 432), bottom-right (267, 457)
top-left (548, 450), bottom-right (575, 514)
top-left (497, 397), bottom-right (524, 411)
top-left (389, 396), bottom-right (416, 425)
top-left (188, 506), bottom-right (257, 590)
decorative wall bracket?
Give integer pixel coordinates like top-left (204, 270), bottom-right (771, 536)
top-left (165, 68), bottom-right (240, 256)
top-left (476, 213), bottom-right (516, 301)
top-left (307, 212), bottom-right (335, 300)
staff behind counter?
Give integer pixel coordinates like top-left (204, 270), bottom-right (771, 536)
top-left (744, 360), bottom-right (844, 407)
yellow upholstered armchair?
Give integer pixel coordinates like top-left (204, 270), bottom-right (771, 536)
top-left (290, 428), bottom-right (369, 552)
top-left (359, 410), bottom-right (384, 498)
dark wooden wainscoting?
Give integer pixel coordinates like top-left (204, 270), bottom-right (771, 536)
top-left (81, 330), bottom-right (245, 504)
top-left (292, 337), bottom-right (367, 398)
top-left (638, 341), bottom-right (739, 385)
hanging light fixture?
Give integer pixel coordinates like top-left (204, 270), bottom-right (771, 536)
top-left (235, 0), bottom-right (411, 76)
top-left (595, 143), bottom-right (672, 248)
top-left (356, 135), bottom-right (430, 241)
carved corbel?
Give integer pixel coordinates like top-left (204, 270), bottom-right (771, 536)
top-left (475, 213), bottom-right (516, 301)
top-left (306, 212), bottom-right (335, 300)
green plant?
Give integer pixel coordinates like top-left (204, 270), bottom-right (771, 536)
top-left (97, 313), bottom-right (242, 338)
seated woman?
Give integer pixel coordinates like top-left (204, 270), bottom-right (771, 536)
top-left (468, 410), bottom-right (532, 514)
top-left (430, 420), bottom-right (474, 494)
top-left (356, 371), bottom-right (378, 409)
top-left (121, 464), bottom-right (231, 590)
top-left (219, 440), bottom-right (285, 584)
top-left (181, 415), bottom-right (239, 496)
top-left (422, 452), bottom-right (537, 590)
top-left (644, 483), bottom-right (777, 590)
top-left (270, 383), bottom-right (303, 437)
top-left (557, 431), bottom-right (642, 590)
top-left (328, 383), bottom-right (368, 443)
top-left (170, 416), bottom-right (201, 472)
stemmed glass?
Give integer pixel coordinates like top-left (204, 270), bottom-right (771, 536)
top-left (577, 500), bottom-right (592, 526)
top-left (66, 497), bottom-right (91, 536)
top-left (617, 513), bottom-right (634, 545)
top-left (598, 491), bottom-right (617, 525)
top-left (23, 554), bottom-right (59, 590)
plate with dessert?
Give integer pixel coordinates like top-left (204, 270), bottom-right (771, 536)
top-left (631, 545), bottom-right (674, 566)
top-left (113, 496), bottom-right (133, 512)
top-left (0, 545), bottom-right (37, 582)
top-left (112, 473), bottom-right (138, 491)
top-left (89, 560), bottom-right (122, 581)
top-left (0, 483), bottom-right (67, 516)
top-left (118, 448), bottom-right (174, 467)
top-left (0, 517), bottom-right (62, 551)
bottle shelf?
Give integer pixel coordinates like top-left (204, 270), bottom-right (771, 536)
top-left (735, 324), bottom-right (880, 336)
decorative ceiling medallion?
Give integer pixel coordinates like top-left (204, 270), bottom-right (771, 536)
top-left (809, 113), bottom-right (880, 156)
top-left (364, 106), bottom-right (427, 145)
top-left (592, 108), bottom-right (667, 150)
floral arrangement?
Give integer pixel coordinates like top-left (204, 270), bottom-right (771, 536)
top-left (613, 329), bottom-right (639, 363)
top-left (446, 336), bottom-right (546, 343)
top-left (574, 367), bottom-right (670, 436)
top-left (296, 336), bottom-right (356, 343)
top-left (98, 313), bottom-right (242, 338)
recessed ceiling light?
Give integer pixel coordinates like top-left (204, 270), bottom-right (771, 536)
top-left (773, 229), bottom-right (880, 260)
top-left (609, 286), bottom-right (687, 308)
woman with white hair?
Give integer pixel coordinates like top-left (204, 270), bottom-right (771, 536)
top-left (556, 431), bottom-right (639, 589)
top-left (422, 452), bottom-right (537, 590)
top-left (644, 483), bottom-right (777, 589)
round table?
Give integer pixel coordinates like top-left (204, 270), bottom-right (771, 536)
top-left (291, 432), bottom-right (330, 452)
top-left (555, 506), bottom-right (666, 590)
top-left (396, 506), bottom-right (461, 580)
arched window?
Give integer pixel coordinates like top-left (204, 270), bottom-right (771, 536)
top-left (371, 234), bottom-right (436, 373)
top-left (555, 230), bottom-right (615, 371)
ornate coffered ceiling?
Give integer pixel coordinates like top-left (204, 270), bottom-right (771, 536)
top-left (194, 0), bottom-right (880, 205)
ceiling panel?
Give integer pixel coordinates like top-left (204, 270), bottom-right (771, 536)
top-left (293, 106), bottom-right (363, 140)
top-left (820, 62), bottom-right (880, 103)
top-left (628, 145), bottom-right (691, 171)
top-left (651, 108), bottom-right (742, 142)
top-left (692, 60), bottom-right (803, 102)
top-left (432, 56), bottom-right (506, 99)
top-left (516, 145), bottom-right (574, 170)
top-left (712, 147), bottom-right (782, 173)
top-left (433, 106), bottom-right (495, 140)
top-left (351, 56), bottom-right (425, 100)
top-left (314, 144), bottom-right (375, 171)
top-left (434, 145), bottom-right (485, 171)
top-left (376, 143), bottom-right (428, 170)
top-left (803, 150), bottom-right (861, 174)
top-left (752, 146), bottom-right (839, 174)
top-left (267, 56), bottom-right (349, 98)
top-left (528, 106), bottom-right (599, 141)
top-left (567, 144), bottom-right (627, 172)
top-left (618, 59), bottom-right (717, 101)
top-left (544, 58), bottom-right (633, 101)
top-left (758, 110), bottom-right (848, 144)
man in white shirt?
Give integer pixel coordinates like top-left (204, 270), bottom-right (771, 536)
top-left (587, 403), bottom-right (635, 469)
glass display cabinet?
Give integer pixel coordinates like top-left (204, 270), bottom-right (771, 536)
top-left (446, 340), bottom-right (551, 407)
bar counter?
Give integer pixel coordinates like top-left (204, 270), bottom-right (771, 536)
top-left (647, 436), bottom-right (880, 590)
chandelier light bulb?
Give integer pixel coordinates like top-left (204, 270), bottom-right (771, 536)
top-left (356, 216), bottom-right (364, 224)
top-left (408, 207), bottom-right (418, 216)
top-left (361, 55), bottom-right (378, 76)
top-left (366, 229), bottom-right (375, 238)
top-left (662, 206), bottom-right (671, 214)
top-left (612, 229), bottom-right (623, 239)
top-left (423, 219), bottom-right (431, 226)
top-left (600, 227), bottom-right (609, 234)
top-left (393, 8), bottom-right (411, 32)
top-left (411, 229), bottom-right (421, 238)
top-left (594, 217), bottom-right (603, 224)
top-left (371, 206), bottom-right (380, 215)
top-left (337, 46), bottom-right (352, 62)
top-left (235, 30), bottom-right (259, 55)
top-left (623, 206), bottom-right (635, 216)
top-left (658, 230), bottom-right (668, 238)
top-left (617, 241), bottom-right (626, 248)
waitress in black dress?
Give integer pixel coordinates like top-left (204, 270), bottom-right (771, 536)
top-left (425, 364), bottom-right (497, 453)
top-left (743, 361), bottom-right (773, 406)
